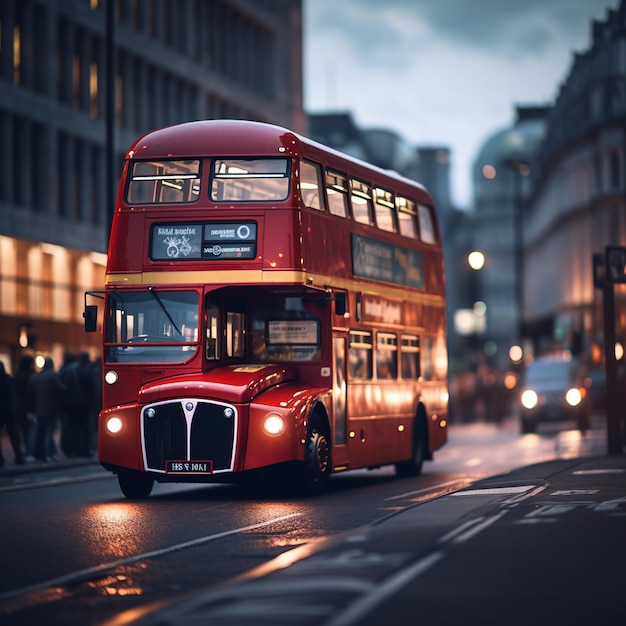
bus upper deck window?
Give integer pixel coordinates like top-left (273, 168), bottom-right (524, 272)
top-left (126, 160), bottom-right (200, 204)
top-left (396, 197), bottom-right (418, 238)
top-left (325, 170), bottom-right (349, 218)
top-left (418, 204), bottom-right (437, 244)
top-left (350, 179), bottom-right (373, 225)
top-left (374, 188), bottom-right (397, 232)
top-left (300, 160), bottom-right (325, 211)
top-left (211, 158), bottom-right (290, 202)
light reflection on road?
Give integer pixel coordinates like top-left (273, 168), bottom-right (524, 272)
top-left (433, 415), bottom-right (607, 479)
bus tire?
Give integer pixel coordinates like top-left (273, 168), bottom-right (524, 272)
top-left (118, 469), bottom-right (154, 499)
top-left (300, 414), bottom-right (331, 494)
top-left (395, 413), bottom-right (426, 477)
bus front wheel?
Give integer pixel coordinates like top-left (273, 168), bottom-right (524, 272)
top-left (118, 469), bottom-right (154, 499)
top-left (300, 416), bottom-right (331, 494)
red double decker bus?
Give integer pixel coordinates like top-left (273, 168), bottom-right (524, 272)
top-left (85, 120), bottom-right (448, 498)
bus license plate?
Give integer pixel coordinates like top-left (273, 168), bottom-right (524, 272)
top-left (166, 460), bottom-right (213, 474)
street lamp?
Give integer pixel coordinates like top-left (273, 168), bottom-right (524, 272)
top-left (468, 250), bottom-right (485, 271)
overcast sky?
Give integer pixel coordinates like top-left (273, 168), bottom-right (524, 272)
top-left (303, 0), bottom-right (620, 209)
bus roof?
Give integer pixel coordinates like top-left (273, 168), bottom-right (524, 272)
top-left (126, 119), bottom-right (430, 199)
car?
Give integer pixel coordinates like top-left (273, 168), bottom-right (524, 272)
top-left (518, 355), bottom-right (591, 434)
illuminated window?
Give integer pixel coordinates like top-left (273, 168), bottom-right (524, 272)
top-left (89, 62), bottom-right (98, 118)
top-left (325, 170), bottom-right (349, 217)
top-left (350, 179), bottom-right (373, 225)
top-left (300, 160), bottom-right (325, 211)
top-left (374, 188), bottom-right (397, 232)
top-left (396, 197), bottom-right (418, 238)
top-left (127, 160), bottom-right (201, 204)
top-left (13, 26), bottom-right (21, 85)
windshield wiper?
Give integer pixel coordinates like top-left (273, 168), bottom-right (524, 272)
top-left (148, 286), bottom-right (182, 337)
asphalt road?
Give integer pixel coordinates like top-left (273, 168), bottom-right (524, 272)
top-left (1, 417), bottom-right (621, 626)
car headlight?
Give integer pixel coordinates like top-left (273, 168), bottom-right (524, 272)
top-left (105, 370), bottom-right (118, 385)
top-left (521, 389), bottom-right (538, 410)
top-left (566, 388), bottom-right (582, 407)
top-left (263, 413), bottom-right (285, 436)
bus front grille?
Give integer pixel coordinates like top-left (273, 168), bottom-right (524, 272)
top-left (141, 399), bottom-right (237, 473)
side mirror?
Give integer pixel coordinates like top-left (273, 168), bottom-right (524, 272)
top-left (83, 305), bottom-right (98, 332)
top-left (334, 292), bottom-right (346, 317)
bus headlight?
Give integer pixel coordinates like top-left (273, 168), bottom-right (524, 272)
top-left (105, 370), bottom-right (118, 385)
top-left (105, 416), bottom-right (124, 435)
top-left (521, 389), bottom-right (538, 410)
top-left (566, 388), bottom-right (582, 407)
top-left (263, 413), bottom-right (285, 436)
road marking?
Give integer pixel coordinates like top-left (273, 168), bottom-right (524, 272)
top-left (385, 479), bottom-right (470, 501)
top-left (0, 513), bottom-right (302, 606)
top-left (573, 469), bottom-right (625, 475)
top-left (324, 551), bottom-right (445, 626)
top-left (438, 511), bottom-right (508, 544)
top-left (450, 485), bottom-right (536, 496)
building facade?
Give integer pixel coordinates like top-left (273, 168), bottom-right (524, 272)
top-left (469, 2), bottom-right (626, 372)
top-left (523, 2), bottom-right (626, 364)
top-left (0, 0), bottom-right (304, 372)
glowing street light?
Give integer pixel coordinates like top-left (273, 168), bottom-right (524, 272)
top-left (468, 251), bottom-right (485, 271)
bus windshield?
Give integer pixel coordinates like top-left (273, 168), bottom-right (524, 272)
top-left (105, 290), bottom-right (199, 363)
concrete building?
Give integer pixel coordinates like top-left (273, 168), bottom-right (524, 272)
top-left (523, 2), bottom-right (626, 364)
top-left (0, 0), bottom-right (304, 372)
top-left (468, 1), bottom-right (626, 373)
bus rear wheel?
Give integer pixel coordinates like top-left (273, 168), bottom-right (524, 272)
top-left (395, 419), bottom-right (426, 477)
top-left (118, 469), bottom-right (154, 499)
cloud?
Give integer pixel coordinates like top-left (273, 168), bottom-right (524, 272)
top-left (304, 0), bottom-right (620, 208)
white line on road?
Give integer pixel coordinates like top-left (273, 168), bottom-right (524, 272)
top-left (0, 513), bottom-right (302, 606)
top-left (324, 551), bottom-right (445, 626)
top-left (439, 510), bottom-right (508, 544)
top-left (384, 479), bottom-right (470, 501)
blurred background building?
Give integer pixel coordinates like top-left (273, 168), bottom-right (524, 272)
top-left (468, 3), bottom-right (626, 377)
top-left (1, 0), bottom-right (625, 415)
top-left (0, 0), bottom-right (304, 372)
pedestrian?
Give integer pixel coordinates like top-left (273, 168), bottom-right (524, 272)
top-left (27, 357), bottom-right (66, 462)
top-left (0, 361), bottom-right (25, 467)
top-left (13, 354), bottom-right (35, 460)
top-left (60, 352), bottom-right (96, 457)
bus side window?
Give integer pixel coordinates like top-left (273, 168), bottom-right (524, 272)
top-left (422, 336), bottom-right (434, 380)
top-left (300, 159), bottom-right (325, 211)
top-left (418, 204), bottom-right (437, 244)
top-left (374, 188), bottom-right (397, 232)
top-left (401, 335), bottom-right (420, 379)
top-left (396, 197), bottom-right (418, 238)
top-left (376, 332), bottom-right (398, 379)
top-left (350, 179), bottom-right (374, 225)
top-left (348, 331), bottom-right (372, 380)
top-left (326, 170), bottom-right (349, 217)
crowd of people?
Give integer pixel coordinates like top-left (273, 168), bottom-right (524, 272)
top-left (0, 352), bottom-right (102, 467)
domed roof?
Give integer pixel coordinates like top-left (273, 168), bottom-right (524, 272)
top-left (473, 106), bottom-right (548, 174)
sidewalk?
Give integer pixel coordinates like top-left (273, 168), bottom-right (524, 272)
top-left (0, 430), bottom-right (98, 476)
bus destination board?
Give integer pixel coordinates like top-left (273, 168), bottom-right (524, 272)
top-left (151, 222), bottom-right (257, 260)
